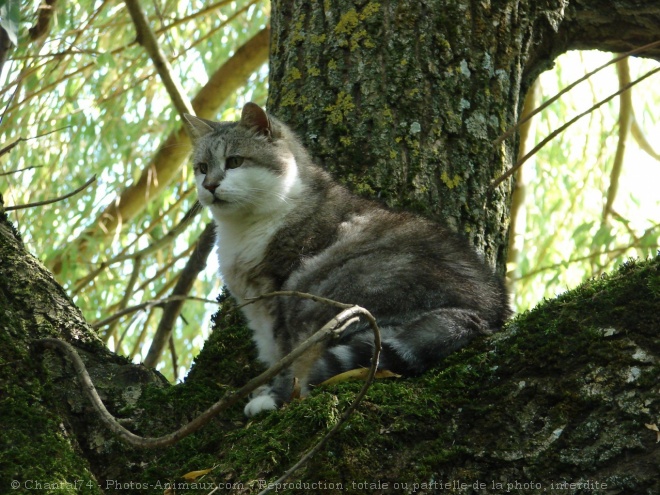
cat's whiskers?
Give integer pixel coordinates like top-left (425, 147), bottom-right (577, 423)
top-left (237, 186), bottom-right (294, 206)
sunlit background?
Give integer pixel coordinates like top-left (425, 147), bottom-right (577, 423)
top-left (1, 1), bottom-right (658, 381)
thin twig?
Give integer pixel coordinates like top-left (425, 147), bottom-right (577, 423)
top-left (71, 201), bottom-right (202, 294)
top-left (90, 295), bottom-right (219, 330)
top-left (168, 333), bottom-right (178, 382)
top-left (153, 0), bottom-right (236, 35)
top-left (602, 57), bottom-right (632, 224)
top-left (510, 239), bottom-right (660, 282)
top-left (255, 302), bottom-right (382, 494)
top-left (241, 291), bottom-right (354, 311)
top-left (35, 297), bottom-right (381, 450)
top-left (0, 125), bottom-right (70, 158)
top-left (492, 39), bottom-right (660, 147)
top-left (490, 66), bottom-right (660, 190)
top-left (5, 175), bottom-right (96, 211)
top-left (0, 165), bottom-right (43, 176)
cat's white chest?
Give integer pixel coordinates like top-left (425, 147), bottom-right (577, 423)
top-left (214, 215), bottom-right (287, 365)
top-left (215, 219), bottom-right (274, 292)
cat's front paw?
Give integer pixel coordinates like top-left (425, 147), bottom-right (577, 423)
top-left (244, 394), bottom-right (278, 417)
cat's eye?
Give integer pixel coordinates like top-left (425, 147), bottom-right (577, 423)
top-left (197, 162), bottom-right (208, 174)
top-left (225, 156), bottom-right (244, 170)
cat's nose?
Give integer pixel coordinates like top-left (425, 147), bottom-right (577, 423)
top-left (203, 182), bottom-right (219, 193)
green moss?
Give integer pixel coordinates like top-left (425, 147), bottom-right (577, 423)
top-left (324, 91), bottom-right (355, 125)
top-left (280, 88), bottom-right (297, 107)
top-left (441, 170), bottom-right (461, 189)
top-left (0, 383), bottom-right (101, 494)
top-left (310, 33), bottom-right (326, 45)
top-left (290, 15), bottom-right (306, 45)
top-left (333, 3), bottom-right (380, 50)
top-left (288, 68), bottom-right (302, 81)
top-left (177, 254), bottom-right (658, 488)
top-left (334, 9), bottom-right (359, 36)
top-left (360, 2), bottom-right (381, 20)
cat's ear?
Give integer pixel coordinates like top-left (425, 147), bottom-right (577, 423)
top-left (183, 114), bottom-right (215, 139)
top-left (240, 102), bottom-right (272, 138)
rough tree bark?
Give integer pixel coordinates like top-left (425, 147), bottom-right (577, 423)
top-left (1, 0), bottom-right (659, 493)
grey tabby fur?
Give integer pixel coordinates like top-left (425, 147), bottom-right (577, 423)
top-left (184, 103), bottom-right (510, 417)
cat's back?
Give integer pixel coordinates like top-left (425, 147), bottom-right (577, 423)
top-left (272, 179), bottom-right (509, 330)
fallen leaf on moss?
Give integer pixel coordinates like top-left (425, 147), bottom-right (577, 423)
top-left (644, 423), bottom-right (660, 442)
top-left (182, 467), bottom-right (214, 480)
top-left (320, 368), bottom-right (401, 386)
top-left (289, 377), bottom-right (301, 400)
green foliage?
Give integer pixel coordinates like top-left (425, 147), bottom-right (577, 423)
top-left (0, 0), bottom-right (269, 378)
top-left (509, 51), bottom-right (660, 312)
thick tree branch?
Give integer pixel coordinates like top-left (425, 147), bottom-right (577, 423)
top-left (28, 0), bottom-right (59, 41)
top-left (524, 0), bottom-right (660, 85)
top-left (124, 0), bottom-right (194, 122)
top-left (0, 26), bottom-right (12, 81)
top-left (143, 221), bottom-right (216, 367)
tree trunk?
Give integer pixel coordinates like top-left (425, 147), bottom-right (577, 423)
top-left (267, 0), bottom-right (660, 274)
top-left (2, 0), bottom-right (660, 492)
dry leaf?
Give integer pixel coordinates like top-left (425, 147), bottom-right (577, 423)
top-left (182, 467), bottom-right (214, 480)
top-left (289, 377), bottom-right (302, 400)
top-left (644, 423), bottom-right (660, 443)
top-left (320, 368), bottom-right (401, 386)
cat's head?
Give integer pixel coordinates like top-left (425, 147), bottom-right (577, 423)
top-left (184, 103), bottom-right (303, 218)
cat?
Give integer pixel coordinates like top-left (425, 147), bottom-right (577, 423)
top-left (184, 103), bottom-right (510, 417)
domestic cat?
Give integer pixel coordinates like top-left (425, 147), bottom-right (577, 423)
top-left (185, 103), bottom-right (510, 417)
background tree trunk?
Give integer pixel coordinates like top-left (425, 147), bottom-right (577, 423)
top-left (2, 0), bottom-right (660, 492)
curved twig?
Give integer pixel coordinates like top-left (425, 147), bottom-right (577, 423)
top-left (90, 294), bottom-right (218, 330)
top-left (602, 57), bottom-right (632, 224)
top-left (35, 293), bottom-right (382, 453)
top-left (256, 303), bottom-right (382, 494)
